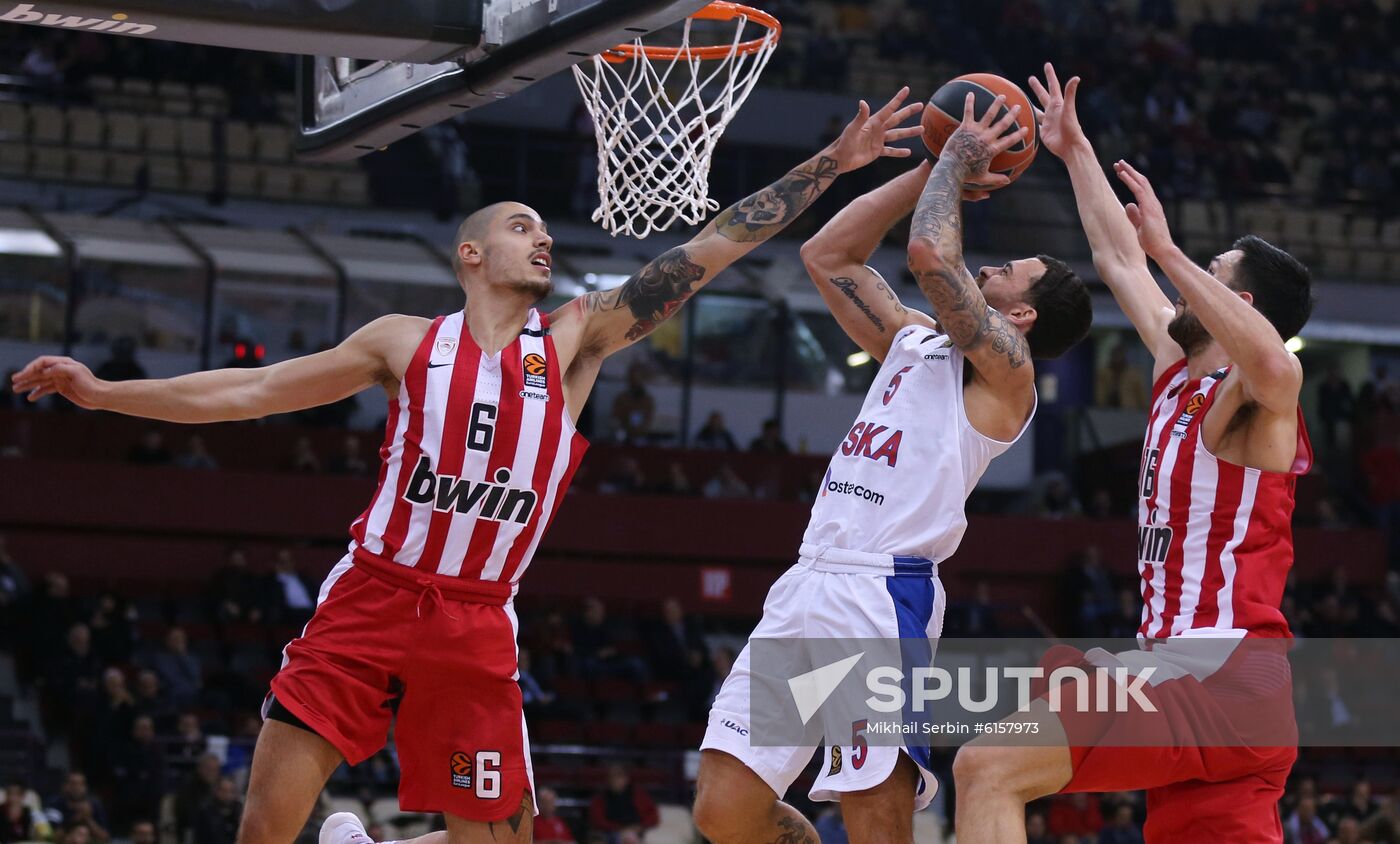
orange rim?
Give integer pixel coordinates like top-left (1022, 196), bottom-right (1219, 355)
top-left (600, 1), bottom-right (781, 63)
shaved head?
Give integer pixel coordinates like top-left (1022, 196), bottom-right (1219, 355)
top-left (453, 202), bottom-right (542, 272)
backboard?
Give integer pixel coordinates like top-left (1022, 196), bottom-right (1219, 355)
top-left (296, 0), bottom-right (710, 161)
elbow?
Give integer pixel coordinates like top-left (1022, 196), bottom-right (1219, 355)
top-left (906, 236), bottom-right (945, 275)
top-left (799, 236), bottom-right (843, 275)
top-left (1248, 354), bottom-right (1303, 414)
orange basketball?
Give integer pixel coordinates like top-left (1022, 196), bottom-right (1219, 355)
top-left (921, 73), bottom-right (1038, 186)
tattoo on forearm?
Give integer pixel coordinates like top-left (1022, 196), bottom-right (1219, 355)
top-left (716, 155), bottom-right (839, 243)
top-left (828, 276), bottom-right (885, 332)
top-left (771, 815), bottom-right (817, 844)
top-left (908, 155), bottom-right (1029, 370)
top-left (593, 246), bottom-right (706, 342)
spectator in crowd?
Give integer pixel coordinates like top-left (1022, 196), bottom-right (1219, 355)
top-left (694, 412), bottom-right (737, 451)
top-left (647, 598), bottom-right (706, 680)
top-left (288, 436), bottom-right (322, 474)
top-left (92, 667), bottom-right (136, 770)
top-left (947, 581), bottom-right (1002, 637)
top-left (143, 627), bottom-right (201, 709)
top-left (535, 787), bottom-right (575, 844)
top-left (517, 648), bottom-right (557, 720)
top-left (207, 548), bottom-right (263, 625)
top-left (572, 598), bottom-right (645, 682)
top-left (529, 611), bottom-right (575, 682)
top-left (1068, 546), bottom-right (1116, 636)
top-left (174, 436), bottom-right (219, 470)
top-left (264, 549), bottom-right (315, 625)
top-left (1283, 796), bottom-right (1331, 844)
top-left (42, 623), bottom-right (102, 733)
top-left (28, 572), bottom-right (79, 665)
top-left (174, 754), bottom-right (221, 843)
top-left (1025, 811), bottom-right (1054, 844)
top-left (652, 462), bottom-right (693, 497)
top-left (598, 457), bottom-right (646, 495)
top-left (170, 712), bottom-right (207, 763)
top-left (1332, 779), bottom-right (1378, 827)
top-left (1, 783), bottom-right (42, 844)
top-left (1317, 363), bottom-right (1356, 448)
top-left (1036, 472), bottom-right (1083, 519)
top-left (131, 670), bottom-right (174, 733)
top-left (327, 435), bottom-right (369, 475)
top-left (194, 778), bottom-right (241, 844)
top-left (48, 774), bottom-right (108, 842)
top-left (748, 418), bottom-right (790, 454)
top-left (587, 764), bottom-right (658, 840)
top-left (1095, 344), bottom-right (1147, 410)
top-left (88, 593), bottom-right (134, 665)
top-left (702, 464), bottom-right (750, 499)
top-left (1098, 803), bottom-right (1144, 844)
top-left (95, 338), bottom-right (147, 383)
top-left (111, 716), bottom-right (164, 829)
top-left (611, 367), bottom-right (655, 445)
top-left (126, 430), bottom-right (172, 466)
top-left (128, 820), bottom-right (156, 844)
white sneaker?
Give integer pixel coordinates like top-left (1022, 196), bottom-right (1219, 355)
top-left (320, 812), bottom-right (374, 844)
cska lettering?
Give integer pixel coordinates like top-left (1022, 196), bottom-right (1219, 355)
top-left (840, 421), bottom-right (904, 467)
top-left (404, 455), bottom-right (538, 524)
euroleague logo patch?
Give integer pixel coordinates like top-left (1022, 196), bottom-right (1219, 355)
top-left (450, 751), bottom-right (474, 789)
top-left (1172, 392), bottom-right (1206, 437)
top-left (520, 352), bottom-right (549, 400)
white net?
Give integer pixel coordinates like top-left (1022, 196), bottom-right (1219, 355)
top-left (570, 8), bottom-right (779, 239)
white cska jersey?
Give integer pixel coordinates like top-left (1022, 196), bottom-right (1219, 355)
top-left (802, 323), bottom-right (1035, 564)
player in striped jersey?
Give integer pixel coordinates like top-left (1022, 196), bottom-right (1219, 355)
top-left (950, 66), bottom-right (1315, 844)
top-left (10, 90), bottom-right (925, 844)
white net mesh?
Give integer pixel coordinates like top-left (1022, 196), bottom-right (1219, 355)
top-left (570, 9), bottom-right (779, 238)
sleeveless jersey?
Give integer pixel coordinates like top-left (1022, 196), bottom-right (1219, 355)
top-left (348, 308), bottom-right (587, 586)
top-left (1136, 359), bottom-right (1312, 639)
top-left (803, 324), bottom-right (1035, 563)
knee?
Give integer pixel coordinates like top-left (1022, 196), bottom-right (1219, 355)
top-left (953, 744), bottom-right (1024, 799)
top-left (693, 780), bottom-right (760, 843)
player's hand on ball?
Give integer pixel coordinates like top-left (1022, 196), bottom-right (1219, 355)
top-left (10, 356), bottom-right (106, 409)
top-left (829, 86), bottom-right (925, 174)
top-left (1028, 62), bottom-right (1085, 157)
top-left (942, 93), bottom-right (1028, 182)
top-left (1114, 160), bottom-right (1175, 257)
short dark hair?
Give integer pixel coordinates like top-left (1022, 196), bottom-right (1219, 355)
top-left (1025, 255), bottom-right (1093, 360)
top-left (1229, 235), bottom-right (1313, 340)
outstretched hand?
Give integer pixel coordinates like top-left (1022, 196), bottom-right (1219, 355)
top-left (10, 356), bottom-right (105, 408)
top-left (829, 87), bottom-right (925, 174)
top-left (1114, 160), bottom-right (1176, 257)
top-left (1028, 62), bottom-right (1085, 158)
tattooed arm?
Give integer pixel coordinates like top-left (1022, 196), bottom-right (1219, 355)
top-left (555, 88), bottom-right (924, 361)
top-left (907, 93), bottom-right (1034, 392)
top-left (799, 163), bottom-right (937, 361)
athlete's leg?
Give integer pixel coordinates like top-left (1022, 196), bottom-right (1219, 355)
top-left (693, 750), bottom-right (818, 844)
top-left (238, 719), bottom-right (345, 844)
top-left (952, 701), bottom-right (1073, 844)
top-left (837, 753), bottom-right (918, 844)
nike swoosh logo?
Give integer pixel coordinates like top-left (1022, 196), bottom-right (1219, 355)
top-left (427, 362), bottom-right (452, 369)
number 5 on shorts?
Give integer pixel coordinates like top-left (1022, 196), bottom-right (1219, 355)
top-left (851, 719), bottom-right (868, 770)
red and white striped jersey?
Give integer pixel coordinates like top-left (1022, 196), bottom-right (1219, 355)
top-left (1136, 359), bottom-right (1312, 639)
top-left (348, 308), bottom-right (587, 587)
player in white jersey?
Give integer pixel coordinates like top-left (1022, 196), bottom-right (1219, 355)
top-left (693, 96), bottom-right (1094, 844)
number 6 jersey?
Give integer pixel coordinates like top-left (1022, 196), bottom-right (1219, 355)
top-left (349, 308), bottom-right (588, 586)
top-left (802, 323), bottom-right (1035, 565)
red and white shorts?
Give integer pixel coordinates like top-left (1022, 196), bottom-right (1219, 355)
top-left (1042, 641), bottom-right (1296, 844)
top-left (266, 548), bottom-right (531, 822)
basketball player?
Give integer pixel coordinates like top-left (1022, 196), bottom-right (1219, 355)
top-left (692, 94), bottom-right (1093, 844)
top-left (949, 65), bottom-right (1314, 844)
top-left (10, 90), bottom-right (925, 844)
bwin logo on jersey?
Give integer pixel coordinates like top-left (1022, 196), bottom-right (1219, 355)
top-left (404, 456), bottom-right (538, 524)
top-left (0, 3), bottom-right (157, 34)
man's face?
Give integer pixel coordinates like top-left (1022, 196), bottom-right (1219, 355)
top-left (976, 258), bottom-right (1041, 319)
top-left (1167, 249), bottom-right (1243, 354)
top-left (131, 823), bottom-right (156, 844)
top-left (463, 205), bottom-right (554, 300)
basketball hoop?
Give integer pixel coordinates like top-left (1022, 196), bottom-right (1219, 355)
top-left (571, 1), bottom-right (781, 238)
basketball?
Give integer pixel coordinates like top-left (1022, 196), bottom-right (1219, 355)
top-left (921, 72), bottom-right (1039, 186)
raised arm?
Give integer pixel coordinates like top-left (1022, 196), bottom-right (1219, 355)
top-left (558, 89), bottom-right (924, 359)
top-left (1030, 63), bottom-right (1179, 373)
top-left (906, 93), bottom-right (1034, 388)
top-left (799, 163), bottom-right (937, 361)
top-left (10, 314), bottom-right (423, 423)
top-left (1115, 161), bottom-right (1303, 415)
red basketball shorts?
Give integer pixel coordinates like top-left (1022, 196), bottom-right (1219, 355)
top-left (1043, 640), bottom-right (1297, 844)
top-left (267, 549), bottom-right (530, 822)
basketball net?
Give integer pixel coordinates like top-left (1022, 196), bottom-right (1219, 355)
top-left (571, 2), bottom-right (780, 239)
